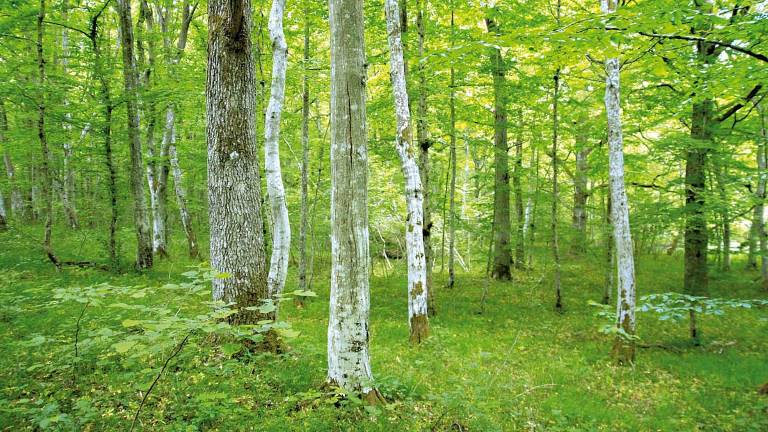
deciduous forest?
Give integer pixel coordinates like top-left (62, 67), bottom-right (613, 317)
top-left (1, 0), bottom-right (767, 430)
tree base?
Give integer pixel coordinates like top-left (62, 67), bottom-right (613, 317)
top-left (409, 314), bottom-right (429, 344)
top-left (612, 339), bottom-right (636, 365)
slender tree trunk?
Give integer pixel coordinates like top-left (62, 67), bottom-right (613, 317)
top-left (37, 0), bottom-right (59, 266)
top-left (416, 0), bottom-right (434, 316)
top-left (447, 64), bottom-right (457, 289)
top-left (513, 114), bottom-right (525, 268)
top-left (572, 144), bottom-right (590, 252)
top-left (602, 1), bottom-right (637, 362)
top-left (168, 124), bottom-right (199, 259)
top-left (116, 0), bottom-right (153, 269)
top-left (525, 147), bottom-right (539, 268)
top-left (207, 0), bottom-right (268, 325)
top-left (1, 101), bottom-right (23, 220)
top-left (327, 0), bottom-right (382, 402)
top-left (487, 17), bottom-right (512, 280)
top-left (264, 0), bottom-right (291, 300)
top-left (0, 190), bottom-right (6, 231)
top-left (90, 8), bottom-right (119, 270)
top-left (60, 0), bottom-right (78, 229)
top-left (714, 160), bottom-right (730, 271)
top-left (385, 0), bottom-right (430, 344)
top-left (757, 102), bottom-right (768, 290)
top-left (297, 8), bottom-right (311, 305)
top-left (748, 213), bottom-right (758, 269)
top-left (552, 69), bottom-right (563, 312)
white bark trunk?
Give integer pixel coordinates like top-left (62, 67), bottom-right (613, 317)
top-left (264, 0), bottom-right (291, 299)
top-left (166, 107), bottom-right (199, 259)
top-left (603, 0), bottom-right (636, 362)
top-left (61, 3), bottom-right (78, 229)
top-left (327, 0), bottom-right (378, 400)
top-left (384, 0), bottom-right (429, 343)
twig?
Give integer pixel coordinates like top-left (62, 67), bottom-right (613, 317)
top-left (129, 331), bottom-right (193, 432)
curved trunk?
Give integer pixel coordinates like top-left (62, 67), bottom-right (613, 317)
top-left (264, 0), bottom-right (291, 300)
top-left (385, 0), bottom-right (429, 343)
top-left (207, 0), bottom-right (268, 325)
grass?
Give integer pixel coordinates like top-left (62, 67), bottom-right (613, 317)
top-left (0, 225), bottom-right (767, 431)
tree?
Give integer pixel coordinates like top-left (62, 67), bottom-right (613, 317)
top-left (384, 0), bottom-right (430, 343)
top-left (486, 15), bottom-right (512, 280)
top-left (602, 0), bottom-right (636, 364)
top-left (327, 0), bottom-right (383, 402)
top-left (264, 0), bottom-right (291, 300)
top-left (207, 0), bottom-right (268, 324)
top-left (297, 3), bottom-right (311, 305)
top-left (116, 0), bottom-right (153, 269)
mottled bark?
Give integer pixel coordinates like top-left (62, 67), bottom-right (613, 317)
top-left (385, 0), bottom-right (429, 344)
top-left (416, 0), bottom-right (435, 316)
top-left (207, 0), bottom-right (268, 325)
top-left (327, 0), bottom-right (380, 401)
top-left (602, 1), bottom-right (636, 362)
top-left (486, 17), bottom-right (512, 280)
top-left (264, 0), bottom-right (291, 300)
top-left (116, 0), bottom-right (153, 269)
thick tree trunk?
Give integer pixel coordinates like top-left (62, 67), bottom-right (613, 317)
top-left (385, 0), bottom-right (430, 344)
top-left (207, 0), bottom-right (268, 325)
top-left (416, 0), bottom-right (435, 316)
top-left (487, 17), bottom-right (512, 280)
top-left (552, 70), bottom-right (563, 311)
top-left (327, 0), bottom-right (381, 402)
top-left (297, 13), bottom-right (311, 304)
top-left (264, 0), bottom-right (291, 300)
top-left (116, 0), bottom-right (153, 269)
top-left (513, 116), bottom-right (525, 268)
top-left (602, 10), bottom-right (637, 362)
top-left (37, 0), bottom-right (58, 266)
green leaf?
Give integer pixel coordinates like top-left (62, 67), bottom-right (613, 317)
top-left (113, 340), bottom-right (138, 354)
top-left (122, 319), bottom-right (142, 328)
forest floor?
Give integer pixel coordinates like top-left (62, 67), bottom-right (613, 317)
top-left (1, 228), bottom-right (767, 431)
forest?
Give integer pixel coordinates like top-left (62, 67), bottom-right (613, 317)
top-left (0, 0), bottom-right (767, 430)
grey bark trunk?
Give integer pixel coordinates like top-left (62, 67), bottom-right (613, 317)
top-left (513, 115), bottom-right (525, 268)
top-left (487, 17), bottom-right (512, 280)
top-left (297, 12), bottom-right (311, 303)
top-left (327, 0), bottom-right (381, 402)
top-left (207, 0), bottom-right (269, 325)
top-left (552, 70), bottom-right (563, 311)
top-left (116, 0), bottom-right (153, 269)
top-left (757, 103), bottom-right (768, 290)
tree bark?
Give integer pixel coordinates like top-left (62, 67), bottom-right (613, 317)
top-left (264, 0), bottom-right (291, 300)
top-left (757, 102), bottom-right (768, 290)
top-left (486, 17), bottom-right (512, 280)
top-left (552, 69), bottom-right (563, 312)
top-left (385, 0), bottom-right (430, 344)
top-left (603, 0), bottom-right (637, 363)
top-left (207, 0), bottom-right (268, 325)
top-left (513, 114), bottom-right (525, 268)
top-left (116, 0), bottom-right (153, 269)
top-left (297, 8), bottom-right (311, 305)
top-left (1, 101), bottom-right (23, 220)
top-left (713, 160), bottom-right (730, 271)
top-left (572, 143), bottom-right (590, 252)
top-left (327, 0), bottom-right (381, 402)
top-left (416, 0), bottom-right (434, 316)
top-left (60, 0), bottom-right (78, 229)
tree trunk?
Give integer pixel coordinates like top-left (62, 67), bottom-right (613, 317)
top-left (757, 102), bottom-right (768, 290)
top-left (1, 101), bottom-right (23, 220)
top-left (168, 124), bottom-right (199, 259)
top-left (447, 64), bottom-right (457, 289)
top-left (60, 0), bottom-right (78, 229)
top-left (207, 0), bottom-right (268, 325)
top-left (327, 0), bottom-right (381, 402)
top-left (116, 0), bottom-right (153, 269)
top-left (416, 0), bottom-right (434, 316)
top-left (602, 3), bottom-right (637, 362)
top-left (603, 193), bottom-right (613, 305)
top-left (264, 0), bottom-right (291, 300)
top-left (713, 160), bottom-right (730, 271)
top-left (513, 114), bottom-right (525, 268)
top-left (385, 0), bottom-right (430, 344)
top-left (572, 144), bottom-right (590, 252)
top-left (525, 147), bottom-right (539, 268)
top-left (297, 10), bottom-right (311, 305)
top-left (90, 8), bottom-right (119, 270)
top-left (487, 17), bottom-right (512, 280)
top-left (552, 70), bottom-right (563, 312)
top-left (37, 0), bottom-right (59, 266)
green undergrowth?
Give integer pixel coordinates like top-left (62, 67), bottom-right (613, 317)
top-left (1, 228), bottom-right (767, 431)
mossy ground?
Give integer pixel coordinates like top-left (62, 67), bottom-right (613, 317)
top-left (1, 226), bottom-right (767, 431)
